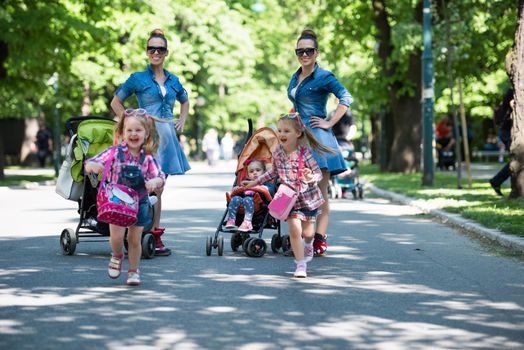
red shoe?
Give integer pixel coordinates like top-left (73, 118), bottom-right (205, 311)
top-left (313, 233), bottom-right (327, 256)
top-left (151, 228), bottom-right (171, 256)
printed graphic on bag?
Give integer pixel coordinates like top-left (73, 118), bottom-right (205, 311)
top-left (110, 186), bottom-right (136, 205)
top-left (97, 183), bottom-right (139, 227)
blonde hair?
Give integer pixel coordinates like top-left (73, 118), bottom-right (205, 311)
top-left (277, 115), bottom-right (334, 154)
top-left (115, 114), bottom-right (159, 154)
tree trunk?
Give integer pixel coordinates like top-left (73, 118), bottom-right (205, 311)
top-left (372, 0), bottom-right (422, 172)
top-left (387, 52), bottom-right (423, 172)
top-left (0, 139), bottom-right (4, 180)
top-left (509, 0), bottom-right (524, 198)
top-left (0, 39), bottom-right (8, 177)
top-left (370, 112), bottom-right (380, 164)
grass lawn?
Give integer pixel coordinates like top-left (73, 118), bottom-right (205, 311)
top-left (360, 163), bottom-right (524, 237)
top-left (0, 167), bottom-right (55, 187)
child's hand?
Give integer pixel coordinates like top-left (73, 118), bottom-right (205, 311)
top-left (241, 180), bottom-right (257, 188)
top-left (85, 161), bottom-right (104, 174)
top-left (145, 178), bottom-right (163, 192)
top-left (301, 168), bottom-right (314, 183)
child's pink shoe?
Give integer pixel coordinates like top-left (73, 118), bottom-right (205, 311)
top-left (225, 218), bottom-right (237, 229)
top-left (238, 220), bottom-right (253, 232)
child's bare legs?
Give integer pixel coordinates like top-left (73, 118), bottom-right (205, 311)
top-left (126, 226), bottom-right (143, 271)
top-left (109, 224), bottom-right (126, 256)
top-left (316, 170), bottom-right (330, 236)
top-left (302, 220), bottom-right (315, 244)
top-left (107, 224), bottom-right (126, 279)
top-left (108, 224), bottom-right (142, 271)
top-left (288, 218), bottom-right (304, 262)
top-left (153, 185), bottom-right (164, 229)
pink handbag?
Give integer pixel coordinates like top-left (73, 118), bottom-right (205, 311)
top-left (268, 148), bottom-right (304, 220)
top-left (96, 147), bottom-right (140, 227)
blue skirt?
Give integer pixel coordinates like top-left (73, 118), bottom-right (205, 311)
top-left (302, 116), bottom-right (347, 176)
top-left (155, 121), bottom-right (191, 175)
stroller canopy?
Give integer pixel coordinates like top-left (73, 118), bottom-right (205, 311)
top-left (236, 127), bottom-right (279, 175)
top-left (71, 118), bottom-right (116, 182)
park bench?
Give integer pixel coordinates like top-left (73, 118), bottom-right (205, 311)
top-left (471, 150), bottom-right (509, 162)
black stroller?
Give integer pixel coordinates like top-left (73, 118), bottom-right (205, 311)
top-left (436, 137), bottom-right (456, 170)
top-left (57, 116), bottom-right (156, 258)
top-left (205, 121), bottom-right (291, 257)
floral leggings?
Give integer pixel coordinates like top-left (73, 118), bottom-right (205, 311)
top-left (227, 196), bottom-right (254, 222)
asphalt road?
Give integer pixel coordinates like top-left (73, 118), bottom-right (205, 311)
top-left (0, 161), bottom-right (523, 350)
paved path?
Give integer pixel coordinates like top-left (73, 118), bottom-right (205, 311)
top-left (0, 162), bottom-right (523, 349)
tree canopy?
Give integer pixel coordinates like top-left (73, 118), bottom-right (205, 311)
top-left (0, 0), bottom-right (518, 169)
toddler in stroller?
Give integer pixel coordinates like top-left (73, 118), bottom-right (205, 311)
top-left (224, 159), bottom-right (275, 232)
top-left (205, 126), bottom-right (281, 258)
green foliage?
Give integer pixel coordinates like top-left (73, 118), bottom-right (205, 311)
top-left (0, 0), bottom-right (518, 145)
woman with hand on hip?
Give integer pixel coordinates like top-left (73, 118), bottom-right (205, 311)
top-left (287, 29), bottom-right (353, 256)
top-left (111, 29), bottom-right (190, 256)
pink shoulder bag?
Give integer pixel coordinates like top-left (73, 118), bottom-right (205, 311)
top-left (96, 146), bottom-right (141, 227)
top-left (268, 148), bottom-right (304, 221)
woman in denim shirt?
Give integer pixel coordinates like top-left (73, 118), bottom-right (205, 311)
top-left (287, 29), bottom-right (353, 256)
top-left (110, 29), bottom-right (190, 256)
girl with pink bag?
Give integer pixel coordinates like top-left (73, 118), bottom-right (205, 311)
top-left (85, 109), bottom-right (165, 286)
top-left (242, 113), bottom-right (333, 278)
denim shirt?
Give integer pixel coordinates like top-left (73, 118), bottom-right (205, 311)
top-left (287, 64), bottom-right (353, 118)
top-left (115, 65), bottom-right (189, 120)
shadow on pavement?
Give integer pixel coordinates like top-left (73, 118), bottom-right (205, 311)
top-left (1, 202), bottom-right (523, 349)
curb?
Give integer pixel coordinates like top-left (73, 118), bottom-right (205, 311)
top-left (367, 183), bottom-right (524, 254)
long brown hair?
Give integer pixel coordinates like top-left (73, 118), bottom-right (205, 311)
top-left (115, 112), bottom-right (159, 154)
top-left (277, 114), bottom-right (334, 154)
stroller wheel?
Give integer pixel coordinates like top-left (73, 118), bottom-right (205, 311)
top-left (141, 233), bottom-right (155, 259)
top-left (217, 235), bottom-right (224, 256)
top-left (271, 234), bottom-right (282, 253)
top-left (243, 237), bottom-right (253, 253)
top-left (60, 228), bottom-right (77, 255)
top-left (281, 234), bottom-right (291, 253)
top-left (248, 238), bottom-right (267, 258)
top-left (231, 233), bottom-right (242, 252)
top-left (206, 236), bottom-right (213, 256)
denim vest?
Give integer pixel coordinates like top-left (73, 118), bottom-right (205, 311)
top-left (115, 65), bottom-right (189, 120)
top-left (287, 64), bottom-right (353, 118)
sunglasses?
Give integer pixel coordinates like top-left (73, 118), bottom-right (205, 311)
top-left (147, 46), bottom-right (167, 55)
top-left (295, 47), bottom-right (316, 57)
top-left (124, 108), bottom-right (149, 118)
